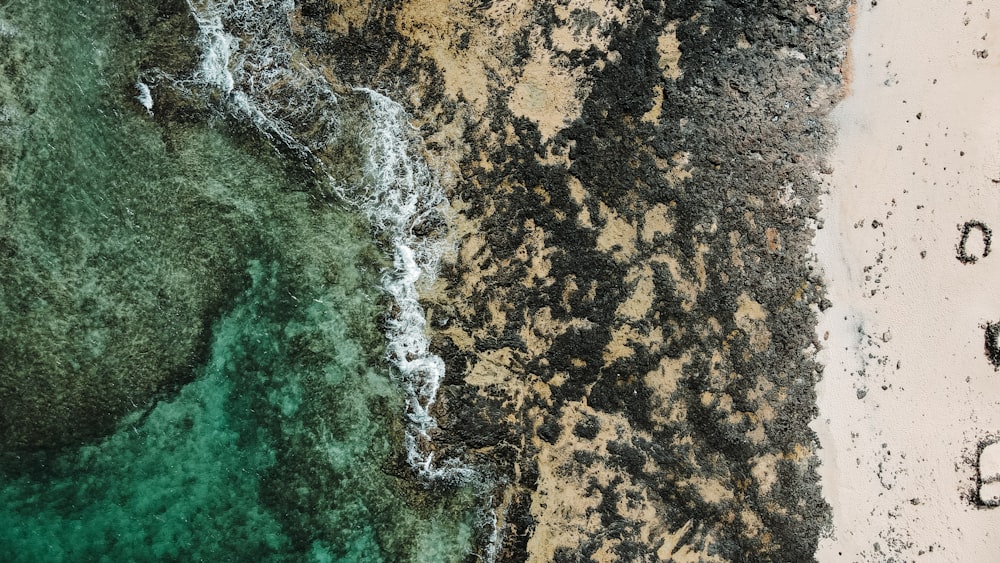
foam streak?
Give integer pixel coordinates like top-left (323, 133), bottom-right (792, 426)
top-left (184, 0), bottom-right (475, 485)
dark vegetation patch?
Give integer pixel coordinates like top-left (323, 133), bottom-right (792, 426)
top-left (573, 415), bottom-right (601, 439)
top-left (288, 0), bottom-right (851, 560)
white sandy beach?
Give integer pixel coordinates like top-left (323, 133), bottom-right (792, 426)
top-left (815, 0), bottom-right (1000, 560)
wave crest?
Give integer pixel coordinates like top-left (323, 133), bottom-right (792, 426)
top-left (182, 0), bottom-right (473, 484)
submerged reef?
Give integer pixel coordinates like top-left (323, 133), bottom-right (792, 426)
top-left (0, 2), bottom-right (485, 561)
top-left (0, 0), bottom-right (244, 449)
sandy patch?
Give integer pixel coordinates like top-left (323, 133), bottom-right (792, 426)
top-left (814, 0), bottom-right (1000, 559)
top-left (397, 0), bottom-right (634, 142)
top-left (320, 0), bottom-right (372, 36)
top-left (526, 402), bottom-right (726, 563)
top-left (396, 0), bottom-right (496, 112)
top-left (656, 21), bottom-right (683, 80)
top-left (734, 293), bottom-right (772, 353)
top-left (509, 55), bottom-right (586, 142)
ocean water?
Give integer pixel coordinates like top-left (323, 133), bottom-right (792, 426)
top-left (0, 0), bottom-right (484, 560)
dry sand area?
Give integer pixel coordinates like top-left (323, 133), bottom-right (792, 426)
top-left (815, 0), bottom-right (1000, 560)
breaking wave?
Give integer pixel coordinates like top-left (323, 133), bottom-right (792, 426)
top-left (181, 0), bottom-right (478, 486)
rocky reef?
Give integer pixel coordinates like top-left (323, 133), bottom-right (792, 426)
top-left (286, 0), bottom-right (852, 560)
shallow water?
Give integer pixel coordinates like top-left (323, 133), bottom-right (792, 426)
top-left (0, 0), bottom-right (481, 560)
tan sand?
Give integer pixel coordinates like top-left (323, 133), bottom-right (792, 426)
top-left (814, 0), bottom-right (1000, 560)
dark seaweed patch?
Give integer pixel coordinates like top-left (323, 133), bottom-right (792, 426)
top-left (536, 415), bottom-right (562, 444)
top-left (573, 414), bottom-right (601, 439)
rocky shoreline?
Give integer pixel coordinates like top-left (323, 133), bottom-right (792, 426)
top-left (2, 0), bottom-right (854, 559)
top-left (287, 0), bottom-right (853, 559)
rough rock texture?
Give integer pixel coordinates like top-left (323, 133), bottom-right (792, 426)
top-left (2, 0), bottom-right (852, 557)
top-left (291, 0), bottom-right (853, 560)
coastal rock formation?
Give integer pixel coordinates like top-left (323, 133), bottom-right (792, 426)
top-left (288, 0), bottom-right (852, 559)
top-left (1, 0), bottom-right (852, 559)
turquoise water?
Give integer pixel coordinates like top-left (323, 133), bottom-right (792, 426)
top-left (0, 1), bottom-right (481, 560)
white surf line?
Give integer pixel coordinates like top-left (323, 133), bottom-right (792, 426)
top-left (182, 5), bottom-right (502, 554)
top-left (187, 4), bottom-right (235, 94)
top-left (183, 0), bottom-right (481, 485)
top-left (134, 81), bottom-right (153, 114)
top-left (353, 87), bottom-right (472, 479)
top-left (186, 0), bottom-right (321, 158)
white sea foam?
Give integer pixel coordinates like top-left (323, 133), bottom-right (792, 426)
top-left (181, 3), bottom-right (501, 555)
top-left (135, 81), bottom-right (153, 114)
top-left (354, 88), bottom-right (450, 446)
top-left (184, 0), bottom-right (482, 486)
top-left (187, 5), bottom-right (236, 94)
